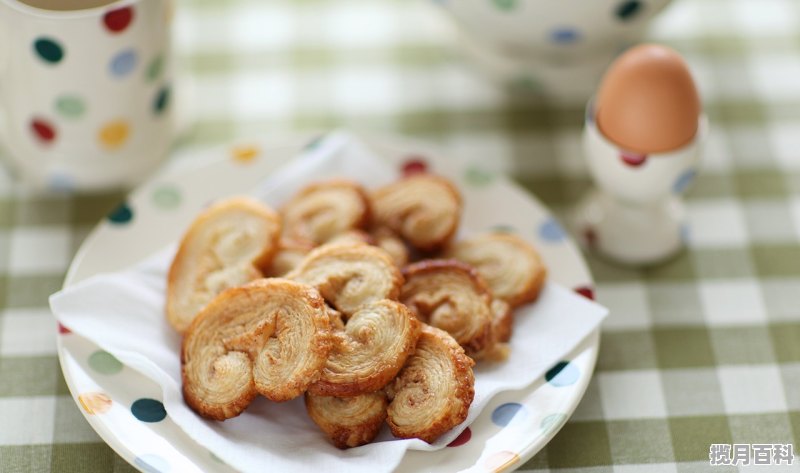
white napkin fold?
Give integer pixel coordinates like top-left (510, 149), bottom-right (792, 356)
top-left (50, 132), bottom-right (608, 473)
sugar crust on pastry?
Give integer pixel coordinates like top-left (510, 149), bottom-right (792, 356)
top-left (305, 391), bottom-right (388, 448)
top-left (281, 179), bottom-right (370, 245)
top-left (308, 299), bottom-right (420, 397)
top-left (287, 242), bottom-right (403, 315)
top-left (181, 278), bottom-right (332, 420)
top-left (167, 197), bottom-right (281, 333)
top-left (400, 259), bottom-right (493, 356)
top-left (386, 324), bottom-right (475, 443)
top-left (371, 175), bottom-right (462, 251)
top-left (445, 232), bottom-right (546, 307)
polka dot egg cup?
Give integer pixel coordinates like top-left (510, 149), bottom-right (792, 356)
top-left (59, 133), bottom-right (600, 472)
top-left (430, 0), bottom-right (671, 102)
top-left (0, 0), bottom-right (173, 191)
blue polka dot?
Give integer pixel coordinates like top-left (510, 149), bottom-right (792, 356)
top-left (131, 398), bottom-right (166, 422)
top-left (110, 49), bottom-right (138, 77)
top-left (491, 402), bottom-right (527, 427)
top-left (540, 413), bottom-right (567, 434)
top-left (545, 361), bottom-right (579, 387)
top-left (107, 202), bottom-right (133, 224)
top-left (672, 169), bottom-right (697, 194)
top-left (134, 454), bottom-right (170, 473)
top-left (47, 173), bottom-right (75, 193)
top-left (539, 217), bottom-right (567, 242)
top-left (550, 28), bottom-right (581, 44)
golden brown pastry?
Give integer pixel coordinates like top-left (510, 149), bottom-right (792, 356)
top-left (181, 279), bottom-right (332, 420)
top-left (490, 299), bottom-right (514, 344)
top-left (371, 175), bottom-right (462, 251)
top-left (327, 229), bottom-right (375, 246)
top-left (445, 232), bottom-right (546, 308)
top-left (262, 239), bottom-right (313, 277)
top-left (287, 242), bottom-right (403, 315)
top-left (167, 197), bottom-right (281, 333)
top-left (400, 260), bottom-right (493, 356)
top-left (281, 179), bottom-right (370, 245)
top-left (305, 391), bottom-right (388, 449)
top-left (309, 300), bottom-right (420, 397)
top-left (371, 227), bottom-right (409, 267)
top-left (386, 325), bottom-right (475, 443)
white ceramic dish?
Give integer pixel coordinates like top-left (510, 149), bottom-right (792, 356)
top-left (57, 133), bottom-right (599, 473)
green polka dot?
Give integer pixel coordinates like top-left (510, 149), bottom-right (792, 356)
top-left (131, 398), bottom-right (167, 422)
top-left (464, 166), bottom-right (494, 187)
top-left (34, 37), bottom-right (64, 64)
top-left (491, 224), bottom-right (516, 233)
top-left (146, 55), bottom-right (164, 83)
top-left (540, 413), bottom-right (567, 435)
top-left (152, 185), bottom-right (181, 209)
top-left (492, 0), bottom-right (517, 11)
top-left (511, 76), bottom-right (543, 92)
top-left (55, 95), bottom-right (86, 119)
top-left (88, 350), bottom-right (123, 375)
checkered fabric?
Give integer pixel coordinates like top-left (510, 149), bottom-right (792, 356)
top-left (1, 0), bottom-right (799, 471)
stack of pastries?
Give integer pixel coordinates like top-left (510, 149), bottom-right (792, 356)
top-left (166, 173), bottom-right (547, 448)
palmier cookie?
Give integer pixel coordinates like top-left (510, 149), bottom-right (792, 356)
top-left (305, 391), bottom-right (388, 449)
top-left (445, 232), bottom-right (546, 307)
top-left (281, 179), bottom-right (370, 245)
top-left (167, 197), bottom-right (281, 333)
top-left (371, 175), bottom-right (462, 252)
top-left (181, 279), bottom-right (332, 420)
top-left (308, 300), bottom-right (421, 397)
top-left (262, 238), bottom-right (314, 278)
top-left (400, 260), bottom-right (493, 356)
top-left (287, 242), bottom-right (403, 316)
top-left (386, 325), bottom-right (475, 443)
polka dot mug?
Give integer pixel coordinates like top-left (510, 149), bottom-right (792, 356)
top-left (430, 0), bottom-right (672, 102)
top-left (0, 0), bottom-right (173, 191)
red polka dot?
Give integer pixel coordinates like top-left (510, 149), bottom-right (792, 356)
top-left (401, 157), bottom-right (428, 176)
top-left (58, 323), bottom-right (72, 334)
top-left (447, 427), bottom-right (471, 447)
top-left (583, 227), bottom-right (598, 248)
top-left (31, 118), bottom-right (56, 143)
top-left (574, 286), bottom-right (595, 300)
top-left (103, 7), bottom-right (134, 33)
top-left (620, 151), bottom-right (647, 167)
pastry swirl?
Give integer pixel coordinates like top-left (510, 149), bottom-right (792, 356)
top-left (371, 227), bottom-right (409, 267)
top-left (386, 325), bottom-right (475, 443)
top-left (305, 391), bottom-right (388, 449)
top-left (282, 179), bottom-right (370, 245)
top-left (287, 242), bottom-right (403, 315)
top-left (445, 232), bottom-right (546, 307)
top-left (400, 260), bottom-right (493, 356)
top-left (371, 175), bottom-right (462, 251)
top-left (167, 197), bottom-right (281, 333)
top-left (262, 239), bottom-right (313, 278)
top-left (181, 279), bottom-right (332, 420)
top-left (309, 300), bottom-right (421, 397)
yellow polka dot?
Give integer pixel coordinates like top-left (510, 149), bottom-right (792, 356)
top-left (484, 450), bottom-right (519, 472)
top-left (78, 392), bottom-right (112, 415)
top-left (98, 120), bottom-right (130, 150)
top-left (231, 144), bottom-right (260, 163)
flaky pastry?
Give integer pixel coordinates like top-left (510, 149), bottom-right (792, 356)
top-left (181, 279), bottom-right (332, 420)
top-left (371, 175), bottom-right (462, 251)
top-left (262, 239), bottom-right (313, 278)
top-left (445, 232), bottom-right (546, 307)
top-left (287, 242), bottom-right (403, 315)
top-left (281, 179), bottom-right (370, 245)
top-left (386, 325), bottom-right (475, 443)
top-left (400, 260), bottom-right (493, 356)
top-left (371, 227), bottom-right (409, 267)
top-left (167, 197), bottom-right (281, 333)
top-left (305, 391), bottom-right (388, 449)
top-left (309, 300), bottom-right (420, 397)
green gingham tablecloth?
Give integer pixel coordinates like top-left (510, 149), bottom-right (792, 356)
top-left (2, 0), bottom-right (799, 471)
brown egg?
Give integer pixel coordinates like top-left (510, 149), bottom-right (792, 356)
top-left (595, 44), bottom-right (701, 154)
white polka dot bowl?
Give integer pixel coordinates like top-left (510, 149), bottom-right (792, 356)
top-left (0, 0), bottom-right (173, 192)
top-left (59, 133), bottom-right (600, 472)
top-left (430, 0), bottom-right (672, 102)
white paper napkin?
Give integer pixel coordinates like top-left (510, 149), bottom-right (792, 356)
top-left (50, 132), bottom-right (608, 473)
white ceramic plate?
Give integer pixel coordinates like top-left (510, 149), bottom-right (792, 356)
top-left (57, 133), bottom-right (599, 473)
